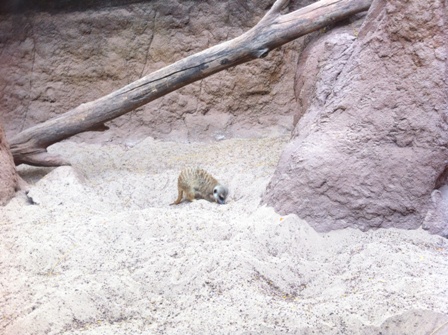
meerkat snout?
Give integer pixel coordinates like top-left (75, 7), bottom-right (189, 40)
top-left (213, 185), bottom-right (228, 204)
top-left (170, 168), bottom-right (228, 205)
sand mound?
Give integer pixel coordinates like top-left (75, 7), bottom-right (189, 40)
top-left (1, 136), bottom-right (447, 334)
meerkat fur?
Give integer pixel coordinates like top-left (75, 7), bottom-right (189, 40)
top-left (170, 167), bottom-right (228, 205)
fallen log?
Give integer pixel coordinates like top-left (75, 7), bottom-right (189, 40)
top-left (9, 0), bottom-right (372, 166)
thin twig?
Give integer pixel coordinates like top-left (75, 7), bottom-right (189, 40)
top-left (430, 320), bottom-right (448, 335)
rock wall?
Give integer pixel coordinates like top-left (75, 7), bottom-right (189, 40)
top-left (263, 0), bottom-right (448, 232)
top-left (0, 123), bottom-right (18, 205)
top-left (0, 0), bottom-right (313, 144)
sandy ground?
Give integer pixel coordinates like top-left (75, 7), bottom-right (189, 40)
top-left (1, 136), bottom-right (448, 335)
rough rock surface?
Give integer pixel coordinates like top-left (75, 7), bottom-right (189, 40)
top-left (0, 123), bottom-right (17, 205)
top-left (0, 0), bottom-right (314, 144)
top-left (263, 0), bottom-right (448, 232)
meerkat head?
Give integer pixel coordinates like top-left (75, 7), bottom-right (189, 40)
top-left (213, 184), bottom-right (228, 204)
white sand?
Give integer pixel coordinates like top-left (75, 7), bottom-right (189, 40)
top-left (1, 136), bottom-right (447, 334)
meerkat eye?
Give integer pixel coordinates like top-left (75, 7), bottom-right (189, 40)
top-left (214, 189), bottom-right (218, 194)
top-left (219, 195), bottom-right (224, 201)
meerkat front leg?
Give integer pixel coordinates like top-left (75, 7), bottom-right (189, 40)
top-left (185, 187), bottom-right (196, 202)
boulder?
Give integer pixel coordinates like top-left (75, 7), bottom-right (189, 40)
top-left (263, 0), bottom-right (448, 232)
top-left (423, 186), bottom-right (448, 238)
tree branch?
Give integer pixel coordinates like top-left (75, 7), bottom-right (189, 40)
top-left (267, 0), bottom-right (290, 17)
top-left (9, 0), bottom-right (372, 167)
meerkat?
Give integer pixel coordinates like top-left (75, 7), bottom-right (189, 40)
top-left (170, 167), bottom-right (228, 205)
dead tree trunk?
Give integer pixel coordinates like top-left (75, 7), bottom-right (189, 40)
top-left (9, 0), bottom-right (372, 167)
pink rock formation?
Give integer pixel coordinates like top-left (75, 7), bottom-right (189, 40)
top-left (423, 186), bottom-right (448, 238)
top-left (0, 123), bottom-right (18, 205)
top-left (263, 0), bottom-right (448, 233)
